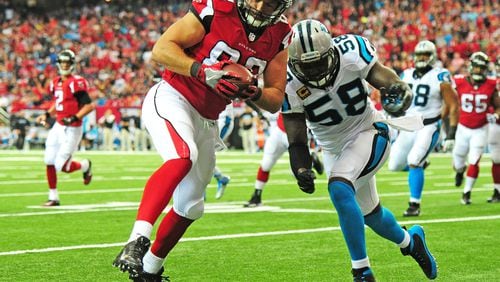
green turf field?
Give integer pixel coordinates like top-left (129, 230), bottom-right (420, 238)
top-left (0, 150), bottom-right (498, 281)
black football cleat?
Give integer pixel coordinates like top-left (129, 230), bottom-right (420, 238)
top-left (455, 172), bottom-right (464, 187)
top-left (43, 200), bottom-right (60, 207)
top-left (113, 236), bottom-right (151, 276)
top-left (243, 193), bottom-right (262, 208)
top-left (129, 267), bottom-right (169, 282)
top-left (311, 152), bottom-right (324, 175)
top-left (487, 189), bottom-right (500, 203)
top-left (461, 191), bottom-right (471, 205)
top-left (83, 159), bottom-right (92, 185)
top-left (403, 202), bottom-right (420, 217)
top-left (352, 267), bottom-right (375, 282)
top-left (401, 225), bottom-right (437, 280)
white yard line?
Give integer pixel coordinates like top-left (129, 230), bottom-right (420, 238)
top-left (1, 214), bottom-right (499, 256)
top-left (0, 187), bottom-right (493, 218)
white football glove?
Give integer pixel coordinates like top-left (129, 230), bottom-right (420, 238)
top-left (486, 113), bottom-right (499, 124)
top-left (443, 139), bottom-right (455, 153)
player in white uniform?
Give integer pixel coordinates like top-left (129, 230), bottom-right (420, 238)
top-left (242, 112), bottom-right (324, 207)
top-left (388, 40), bottom-right (459, 216)
top-left (283, 20), bottom-right (436, 281)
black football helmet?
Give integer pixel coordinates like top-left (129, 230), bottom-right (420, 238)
top-left (237, 0), bottom-right (292, 32)
top-left (468, 51), bottom-right (489, 83)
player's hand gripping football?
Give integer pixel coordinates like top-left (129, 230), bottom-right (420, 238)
top-left (296, 168), bottom-right (316, 194)
top-left (380, 82), bottom-right (413, 117)
top-left (191, 60), bottom-right (242, 99)
top-left (237, 76), bottom-right (262, 101)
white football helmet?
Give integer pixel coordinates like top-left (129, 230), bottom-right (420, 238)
top-left (414, 40), bottom-right (436, 71)
top-left (288, 19), bottom-right (338, 88)
top-left (468, 51), bottom-right (489, 83)
top-left (237, 0), bottom-right (292, 32)
top-left (56, 49), bottom-right (76, 76)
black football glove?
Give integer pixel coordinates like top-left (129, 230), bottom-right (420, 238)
top-left (62, 115), bottom-right (79, 125)
top-left (380, 82), bottom-right (413, 117)
top-left (296, 168), bottom-right (316, 194)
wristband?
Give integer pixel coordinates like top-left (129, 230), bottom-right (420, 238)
top-left (45, 111), bottom-right (50, 119)
top-left (447, 125), bottom-right (457, 140)
top-left (190, 61), bottom-right (202, 78)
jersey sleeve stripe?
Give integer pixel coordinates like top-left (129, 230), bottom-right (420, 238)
top-left (354, 35), bottom-right (373, 65)
top-left (282, 94), bottom-right (291, 112)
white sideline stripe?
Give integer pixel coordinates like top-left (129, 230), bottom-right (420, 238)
top-left (1, 214), bottom-right (499, 257)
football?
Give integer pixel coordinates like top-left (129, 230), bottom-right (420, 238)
top-left (222, 63), bottom-right (254, 88)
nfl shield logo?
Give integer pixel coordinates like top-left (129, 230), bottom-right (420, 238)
top-left (248, 33), bottom-right (256, 42)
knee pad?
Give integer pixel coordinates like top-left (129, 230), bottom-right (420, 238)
top-left (174, 199), bottom-right (204, 220)
top-left (387, 154), bottom-right (406, 171)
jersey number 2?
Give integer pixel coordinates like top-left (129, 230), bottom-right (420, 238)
top-left (54, 90), bottom-right (64, 111)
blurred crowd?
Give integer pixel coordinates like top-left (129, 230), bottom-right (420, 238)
top-left (0, 0), bottom-right (498, 150)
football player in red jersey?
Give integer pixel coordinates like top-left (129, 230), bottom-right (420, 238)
top-left (452, 52), bottom-right (498, 204)
top-left (486, 55), bottom-right (500, 203)
top-left (113, 1), bottom-right (292, 280)
top-left (35, 49), bottom-right (95, 207)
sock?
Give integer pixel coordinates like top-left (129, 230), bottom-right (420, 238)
top-left (150, 208), bottom-right (194, 258)
top-left (352, 258), bottom-right (371, 269)
top-left (46, 165), bottom-right (57, 189)
top-left (466, 163), bottom-right (479, 178)
top-left (61, 160), bottom-right (82, 173)
top-left (408, 167), bottom-right (424, 201)
top-left (213, 167), bottom-right (222, 180)
top-left (48, 188), bottom-right (59, 201)
top-left (463, 177), bottom-right (476, 193)
top-left (364, 206), bottom-right (405, 245)
top-left (328, 180), bottom-right (366, 261)
top-left (80, 159), bottom-right (90, 172)
top-left (256, 167), bottom-right (270, 182)
top-left (128, 220), bottom-right (154, 242)
top-left (143, 250), bottom-right (165, 275)
top-left (136, 158), bottom-right (192, 224)
top-left (492, 163), bottom-right (500, 186)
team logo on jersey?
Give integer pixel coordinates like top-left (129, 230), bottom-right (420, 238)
top-left (296, 86), bottom-right (311, 100)
top-left (248, 32), bottom-right (256, 42)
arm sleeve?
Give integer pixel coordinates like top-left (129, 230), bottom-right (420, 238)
top-left (74, 91), bottom-right (92, 107)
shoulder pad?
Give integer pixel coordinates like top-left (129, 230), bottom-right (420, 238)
top-left (437, 70), bottom-right (452, 83)
top-left (212, 0), bottom-right (236, 13)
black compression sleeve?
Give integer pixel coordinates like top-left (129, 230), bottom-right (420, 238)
top-left (288, 142), bottom-right (312, 177)
top-left (74, 91), bottom-right (91, 107)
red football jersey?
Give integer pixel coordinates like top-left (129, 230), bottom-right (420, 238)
top-left (276, 112), bottom-right (286, 133)
top-left (454, 75), bottom-right (497, 129)
top-left (162, 0), bottom-right (292, 120)
top-left (49, 75), bottom-right (89, 126)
